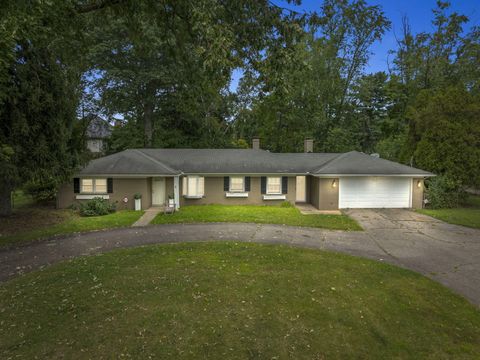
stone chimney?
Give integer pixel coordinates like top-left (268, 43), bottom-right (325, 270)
top-left (252, 137), bottom-right (260, 150)
top-left (304, 138), bottom-right (313, 153)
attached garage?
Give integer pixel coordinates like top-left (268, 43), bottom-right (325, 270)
top-left (339, 177), bottom-right (412, 209)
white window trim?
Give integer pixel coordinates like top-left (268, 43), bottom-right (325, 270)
top-left (81, 178), bottom-right (108, 194)
top-left (76, 194), bottom-right (110, 200)
top-left (225, 192), bottom-right (248, 198)
top-left (266, 176), bottom-right (282, 195)
top-left (229, 176), bottom-right (245, 193)
top-left (263, 194), bottom-right (286, 200)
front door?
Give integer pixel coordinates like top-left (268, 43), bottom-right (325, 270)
top-left (152, 177), bottom-right (166, 206)
top-left (296, 176), bottom-right (306, 202)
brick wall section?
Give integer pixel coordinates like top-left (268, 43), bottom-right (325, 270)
top-left (412, 178), bottom-right (425, 209)
top-left (318, 178), bottom-right (339, 210)
top-left (180, 176), bottom-right (296, 206)
top-left (57, 178), bottom-right (153, 210)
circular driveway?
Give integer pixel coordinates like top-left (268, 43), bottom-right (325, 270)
top-left (1, 209), bottom-right (479, 306)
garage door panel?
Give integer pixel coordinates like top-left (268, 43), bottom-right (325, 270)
top-left (339, 177), bottom-right (411, 208)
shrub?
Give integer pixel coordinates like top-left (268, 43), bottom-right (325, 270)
top-left (425, 175), bottom-right (466, 209)
top-left (280, 201), bottom-right (293, 208)
top-left (24, 180), bottom-right (57, 203)
top-left (79, 197), bottom-right (116, 217)
top-left (134, 193), bottom-right (142, 200)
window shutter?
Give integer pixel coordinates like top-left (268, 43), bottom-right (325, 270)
top-left (245, 177), bottom-right (251, 192)
top-left (282, 177), bottom-right (288, 194)
top-left (224, 176), bottom-right (229, 191)
top-left (107, 178), bottom-right (113, 193)
top-left (261, 177), bottom-right (266, 194)
top-left (73, 178), bottom-right (80, 194)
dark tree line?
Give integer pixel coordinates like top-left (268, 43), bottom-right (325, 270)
top-left (1, 0), bottom-right (479, 215)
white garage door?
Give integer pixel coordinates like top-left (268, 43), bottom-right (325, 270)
top-left (339, 177), bottom-right (412, 209)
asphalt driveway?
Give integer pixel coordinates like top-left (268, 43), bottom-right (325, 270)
top-left (1, 209), bottom-right (479, 306)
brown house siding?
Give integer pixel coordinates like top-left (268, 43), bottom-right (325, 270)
top-left (412, 178), bottom-right (424, 209)
top-left (308, 177), bottom-right (339, 210)
top-left (180, 176), bottom-right (296, 206)
top-left (57, 178), bottom-right (153, 210)
top-left (318, 178), bottom-right (339, 210)
top-left (309, 176), bottom-right (320, 209)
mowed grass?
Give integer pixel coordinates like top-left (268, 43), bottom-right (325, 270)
top-left (1, 242), bottom-right (479, 359)
top-left (418, 195), bottom-right (480, 229)
top-left (152, 204), bottom-right (362, 231)
top-left (0, 210), bottom-right (144, 248)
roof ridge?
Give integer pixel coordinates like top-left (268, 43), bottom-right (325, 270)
top-left (132, 149), bottom-right (181, 174)
top-left (310, 151), bottom-right (353, 173)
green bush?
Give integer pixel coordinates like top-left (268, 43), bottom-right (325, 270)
top-left (79, 197), bottom-right (116, 217)
top-left (280, 201), bottom-right (294, 208)
top-left (24, 180), bottom-right (57, 202)
top-left (425, 175), bottom-right (466, 209)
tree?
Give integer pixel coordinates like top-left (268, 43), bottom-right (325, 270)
top-left (86, 0), bottom-right (307, 149)
top-left (351, 72), bottom-right (389, 153)
top-left (0, 0), bottom-right (105, 216)
top-left (409, 86), bottom-right (480, 187)
top-left (233, 0), bottom-right (390, 152)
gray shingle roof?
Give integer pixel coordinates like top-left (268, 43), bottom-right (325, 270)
top-left (85, 116), bottom-right (112, 139)
top-left (79, 149), bottom-right (180, 175)
top-left (78, 149), bottom-right (434, 176)
top-left (313, 151), bottom-right (433, 176)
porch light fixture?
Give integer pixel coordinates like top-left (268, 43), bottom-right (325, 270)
top-left (417, 180), bottom-right (422, 188)
top-left (332, 179), bottom-right (337, 188)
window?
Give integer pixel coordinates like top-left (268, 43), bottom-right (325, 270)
top-left (81, 179), bottom-right (93, 193)
top-left (81, 178), bottom-right (107, 194)
top-left (229, 177), bottom-right (244, 192)
top-left (267, 177), bottom-right (281, 194)
top-left (95, 179), bottom-right (107, 193)
top-left (183, 176), bottom-right (204, 197)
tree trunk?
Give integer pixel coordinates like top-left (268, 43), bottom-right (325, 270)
top-left (0, 182), bottom-right (13, 217)
top-left (143, 81), bottom-right (156, 148)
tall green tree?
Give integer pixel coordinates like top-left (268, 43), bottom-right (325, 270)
top-left (234, 0), bottom-right (390, 152)
top-left (86, 0), bottom-right (307, 150)
top-left (0, 0), bottom-right (91, 216)
top-left (408, 87), bottom-right (480, 187)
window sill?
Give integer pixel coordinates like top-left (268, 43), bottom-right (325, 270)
top-left (225, 192), bottom-right (249, 198)
top-left (76, 194), bottom-right (110, 200)
top-left (183, 195), bottom-right (203, 199)
top-left (263, 194), bottom-right (286, 200)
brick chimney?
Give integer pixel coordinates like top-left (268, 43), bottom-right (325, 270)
top-left (304, 138), bottom-right (313, 153)
top-left (252, 137), bottom-right (260, 150)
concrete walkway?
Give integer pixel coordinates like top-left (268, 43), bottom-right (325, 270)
top-left (295, 203), bottom-right (342, 215)
top-left (1, 209), bottom-right (479, 306)
top-left (132, 207), bottom-right (163, 227)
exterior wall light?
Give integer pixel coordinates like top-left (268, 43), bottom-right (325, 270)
top-left (417, 180), bottom-right (422, 188)
top-left (332, 179), bottom-right (337, 188)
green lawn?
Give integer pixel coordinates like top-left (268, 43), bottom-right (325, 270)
top-left (152, 204), bottom-right (362, 231)
top-left (0, 210), bottom-right (144, 248)
top-left (418, 194), bottom-right (480, 229)
top-left (418, 208), bottom-right (480, 229)
top-left (1, 242), bottom-right (479, 358)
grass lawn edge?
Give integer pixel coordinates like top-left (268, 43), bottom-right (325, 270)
top-left (1, 241), bottom-right (479, 358)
